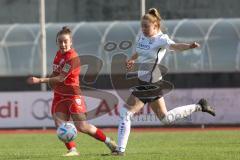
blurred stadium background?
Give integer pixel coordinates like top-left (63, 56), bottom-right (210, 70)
top-left (0, 0), bottom-right (239, 128)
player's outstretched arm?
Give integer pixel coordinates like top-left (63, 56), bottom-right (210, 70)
top-left (27, 74), bottom-right (65, 85)
top-left (27, 76), bottom-right (43, 84)
top-left (169, 42), bottom-right (200, 52)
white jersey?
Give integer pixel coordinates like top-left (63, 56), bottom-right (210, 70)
top-left (135, 31), bottom-right (175, 83)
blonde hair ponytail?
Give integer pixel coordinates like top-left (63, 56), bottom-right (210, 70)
top-left (148, 8), bottom-right (161, 21)
top-left (142, 8), bottom-right (162, 30)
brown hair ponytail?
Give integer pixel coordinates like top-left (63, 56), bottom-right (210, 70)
top-left (56, 26), bottom-right (72, 43)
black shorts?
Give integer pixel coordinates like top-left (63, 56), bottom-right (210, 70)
top-left (130, 79), bottom-right (173, 104)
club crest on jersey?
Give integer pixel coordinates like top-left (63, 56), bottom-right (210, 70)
top-left (149, 38), bottom-right (155, 44)
top-left (59, 59), bottom-right (65, 66)
top-left (75, 98), bottom-right (82, 105)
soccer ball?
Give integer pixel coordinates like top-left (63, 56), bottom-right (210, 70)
top-left (57, 122), bottom-right (77, 143)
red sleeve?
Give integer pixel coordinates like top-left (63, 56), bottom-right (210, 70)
top-left (52, 51), bottom-right (60, 74)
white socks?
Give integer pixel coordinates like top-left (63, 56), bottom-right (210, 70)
top-left (105, 137), bottom-right (111, 144)
top-left (69, 147), bottom-right (77, 152)
top-left (117, 107), bottom-right (133, 152)
top-left (160, 104), bottom-right (201, 124)
top-left (117, 104), bottom-right (201, 152)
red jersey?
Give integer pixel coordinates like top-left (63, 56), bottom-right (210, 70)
top-left (52, 49), bottom-right (80, 96)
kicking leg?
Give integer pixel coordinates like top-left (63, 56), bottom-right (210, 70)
top-left (150, 97), bottom-right (215, 125)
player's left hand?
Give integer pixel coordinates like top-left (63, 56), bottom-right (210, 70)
top-left (189, 42), bottom-right (200, 49)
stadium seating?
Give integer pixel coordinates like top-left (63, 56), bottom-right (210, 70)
top-left (0, 19), bottom-right (239, 76)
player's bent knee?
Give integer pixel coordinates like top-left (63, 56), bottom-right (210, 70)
top-left (75, 124), bottom-right (88, 133)
top-left (73, 120), bottom-right (89, 133)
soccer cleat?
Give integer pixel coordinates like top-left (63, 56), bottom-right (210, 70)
top-left (198, 98), bottom-right (216, 116)
top-left (105, 138), bottom-right (117, 153)
top-left (63, 150), bottom-right (80, 157)
top-left (111, 150), bottom-right (125, 156)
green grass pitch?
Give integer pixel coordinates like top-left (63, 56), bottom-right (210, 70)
top-left (0, 130), bottom-right (240, 160)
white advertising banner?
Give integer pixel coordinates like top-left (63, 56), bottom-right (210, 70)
top-left (0, 89), bottom-right (240, 128)
top-left (0, 92), bottom-right (54, 128)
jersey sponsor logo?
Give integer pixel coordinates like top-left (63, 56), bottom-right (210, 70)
top-left (137, 43), bottom-right (150, 50)
top-left (62, 63), bottom-right (71, 73)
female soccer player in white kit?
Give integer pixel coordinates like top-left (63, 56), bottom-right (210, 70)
top-left (112, 8), bottom-right (215, 156)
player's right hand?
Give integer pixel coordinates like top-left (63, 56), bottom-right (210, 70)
top-left (126, 59), bottom-right (135, 71)
top-left (189, 42), bottom-right (200, 49)
top-left (27, 76), bottom-right (41, 84)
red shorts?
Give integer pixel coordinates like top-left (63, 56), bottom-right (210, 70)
top-left (51, 95), bottom-right (86, 116)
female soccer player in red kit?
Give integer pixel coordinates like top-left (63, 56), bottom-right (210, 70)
top-left (27, 26), bottom-right (117, 156)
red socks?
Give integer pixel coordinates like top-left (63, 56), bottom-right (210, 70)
top-left (65, 141), bottom-right (76, 150)
top-left (93, 129), bottom-right (106, 142)
top-left (64, 129), bottom-right (106, 150)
